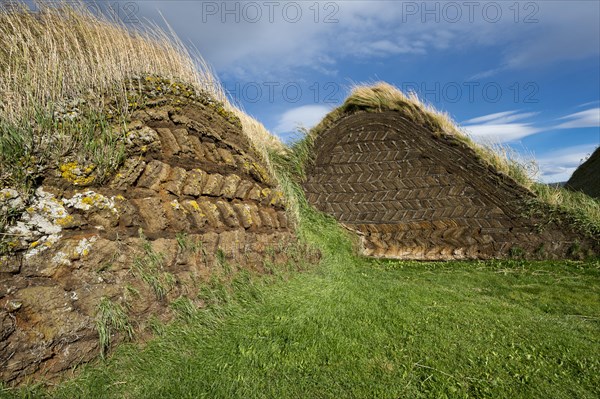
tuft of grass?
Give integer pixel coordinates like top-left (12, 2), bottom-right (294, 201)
top-left (131, 234), bottom-right (175, 300)
top-left (175, 232), bottom-right (203, 254)
top-left (0, 105), bottom-right (126, 192)
top-left (213, 249), bottom-right (232, 276)
top-left (267, 127), bottom-right (316, 227)
top-left (235, 110), bottom-right (287, 160)
top-left (95, 297), bottom-right (134, 358)
top-left (170, 296), bottom-right (198, 322)
top-left (532, 183), bottom-right (600, 237)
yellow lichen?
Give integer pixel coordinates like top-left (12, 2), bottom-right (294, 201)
top-left (56, 215), bottom-right (74, 226)
top-left (170, 200), bottom-right (180, 209)
top-left (188, 200), bottom-right (201, 211)
top-left (261, 188), bottom-right (272, 198)
top-left (60, 162), bottom-right (96, 185)
top-left (270, 191), bottom-right (284, 206)
top-left (29, 241), bottom-right (40, 249)
top-left (250, 162), bottom-right (270, 183)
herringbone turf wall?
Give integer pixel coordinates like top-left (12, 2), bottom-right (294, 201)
top-left (304, 111), bottom-right (597, 260)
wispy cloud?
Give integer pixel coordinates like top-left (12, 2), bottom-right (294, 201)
top-left (468, 68), bottom-right (505, 80)
top-left (463, 106), bottom-right (600, 144)
top-left (577, 101), bottom-right (600, 108)
top-left (463, 124), bottom-right (541, 143)
top-left (462, 111), bottom-right (541, 143)
top-left (463, 111), bottom-right (539, 125)
top-left (554, 108), bottom-right (600, 129)
top-left (273, 105), bottom-right (331, 136)
top-left (358, 39), bottom-right (426, 57)
top-left (461, 107), bottom-right (599, 177)
top-left (463, 111), bottom-right (517, 125)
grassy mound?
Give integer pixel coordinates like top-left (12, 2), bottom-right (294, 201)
top-left (567, 146), bottom-right (600, 199)
top-left (0, 0), bottom-right (282, 187)
top-left (0, 0), bottom-right (284, 247)
top-left (302, 83), bottom-right (600, 241)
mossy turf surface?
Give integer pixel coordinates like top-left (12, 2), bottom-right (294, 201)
top-left (3, 210), bottom-right (599, 399)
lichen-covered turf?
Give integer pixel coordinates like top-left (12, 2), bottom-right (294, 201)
top-left (2, 208), bottom-right (598, 399)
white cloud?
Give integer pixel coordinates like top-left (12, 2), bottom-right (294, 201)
top-left (463, 123), bottom-right (541, 143)
top-left (463, 111), bottom-right (539, 125)
top-left (463, 111), bottom-right (518, 124)
top-left (462, 111), bottom-right (541, 143)
top-left (554, 108), bottom-right (600, 129)
top-left (273, 104), bottom-right (331, 134)
top-left (461, 114), bottom-right (598, 182)
top-left (468, 68), bottom-right (504, 80)
top-left (536, 144), bottom-right (599, 183)
top-left (577, 101), bottom-right (600, 108)
top-left (462, 105), bottom-right (600, 145)
top-left (360, 39), bottom-right (426, 57)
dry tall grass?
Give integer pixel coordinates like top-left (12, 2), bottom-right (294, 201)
top-left (0, 1), bottom-right (286, 249)
top-left (0, 1), bottom-right (223, 122)
top-left (0, 0), bottom-right (281, 164)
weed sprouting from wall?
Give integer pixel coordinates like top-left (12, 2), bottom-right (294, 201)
top-left (95, 297), bottom-right (134, 357)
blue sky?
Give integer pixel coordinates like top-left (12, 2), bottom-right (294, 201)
top-left (102, 1), bottom-right (599, 182)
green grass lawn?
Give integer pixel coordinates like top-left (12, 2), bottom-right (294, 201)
top-left (3, 210), bottom-right (599, 399)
